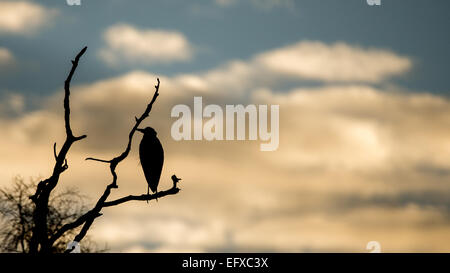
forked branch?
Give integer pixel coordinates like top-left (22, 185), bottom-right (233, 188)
top-left (29, 46), bottom-right (88, 253)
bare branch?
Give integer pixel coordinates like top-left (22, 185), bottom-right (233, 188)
top-left (86, 78), bottom-right (160, 188)
top-left (48, 211), bottom-right (100, 245)
top-left (85, 157), bottom-right (111, 163)
top-left (64, 78), bottom-right (179, 246)
top-left (103, 176), bottom-right (181, 207)
top-left (110, 78), bottom-right (160, 185)
top-left (29, 47), bottom-right (88, 253)
top-left (64, 46), bottom-right (87, 139)
top-left (74, 135), bottom-right (87, 141)
top-left (53, 143), bottom-right (58, 161)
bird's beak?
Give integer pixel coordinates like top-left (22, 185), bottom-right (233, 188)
top-left (136, 128), bottom-right (144, 133)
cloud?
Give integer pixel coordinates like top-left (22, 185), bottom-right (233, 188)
top-left (253, 85), bottom-right (450, 173)
top-left (0, 1), bottom-right (57, 35)
top-left (0, 47), bottom-right (15, 66)
top-left (3, 73), bottom-right (450, 252)
top-left (0, 41), bottom-right (449, 252)
top-left (186, 41), bottom-right (412, 91)
top-left (99, 24), bottom-right (193, 66)
top-left (255, 41), bottom-right (412, 82)
top-left (0, 93), bottom-right (24, 116)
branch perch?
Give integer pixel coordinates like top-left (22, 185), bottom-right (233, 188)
top-left (59, 77), bottom-right (181, 249)
top-left (103, 175), bottom-right (181, 207)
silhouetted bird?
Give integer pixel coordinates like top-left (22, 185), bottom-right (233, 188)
top-left (137, 127), bottom-right (164, 198)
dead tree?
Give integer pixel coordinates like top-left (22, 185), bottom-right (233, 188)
top-left (27, 46), bottom-right (181, 253)
top-left (0, 177), bottom-right (105, 253)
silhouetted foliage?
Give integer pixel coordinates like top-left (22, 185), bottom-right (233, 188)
top-left (0, 176), bottom-right (105, 253)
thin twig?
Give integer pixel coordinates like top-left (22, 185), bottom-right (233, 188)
top-left (85, 157), bottom-right (111, 163)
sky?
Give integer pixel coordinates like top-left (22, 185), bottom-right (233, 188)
top-left (1, 0), bottom-right (450, 252)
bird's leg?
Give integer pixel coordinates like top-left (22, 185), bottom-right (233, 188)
top-left (146, 186), bottom-right (149, 204)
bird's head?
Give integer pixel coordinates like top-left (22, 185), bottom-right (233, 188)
top-left (137, 127), bottom-right (157, 136)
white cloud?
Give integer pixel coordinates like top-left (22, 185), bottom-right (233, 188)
top-left (0, 1), bottom-right (57, 35)
top-left (99, 24), bottom-right (193, 66)
top-left (186, 41), bottom-right (412, 91)
top-left (256, 41), bottom-right (412, 82)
